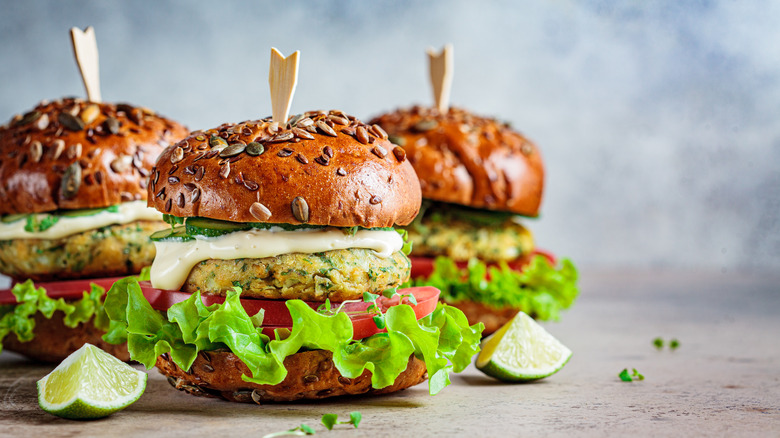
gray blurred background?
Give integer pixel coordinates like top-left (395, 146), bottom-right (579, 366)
top-left (1, 0), bottom-right (778, 272)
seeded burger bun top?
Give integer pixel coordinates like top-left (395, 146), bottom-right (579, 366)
top-left (0, 98), bottom-right (189, 216)
top-left (370, 106), bottom-right (544, 217)
top-left (150, 110), bottom-right (421, 228)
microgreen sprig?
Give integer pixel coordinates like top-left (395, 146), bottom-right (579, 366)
top-left (618, 368), bottom-right (645, 382)
top-left (262, 424), bottom-right (316, 438)
top-left (321, 411), bottom-right (362, 430)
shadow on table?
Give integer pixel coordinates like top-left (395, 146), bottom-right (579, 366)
top-left (456, 374), bottom-right (548, 387)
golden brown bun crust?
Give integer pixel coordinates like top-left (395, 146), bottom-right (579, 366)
top-left (157, 349), bottom-right (427, 403)
top-left (0, 98), bottom-right (188, 215)
top-left (445, 299), bottom-right (521, 336)
top-left (370, 106), bottom-right (544, 216)
top-left (2, 311), bottom-right (129, 363)
top-left (149, 110), bottom-right (421, 228)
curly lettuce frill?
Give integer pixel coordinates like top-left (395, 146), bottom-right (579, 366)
top-left (102, 277), bottom-right (484, 395)
top-left (407, 255), bottom-right (579, 321)
top-left (0, 281), bottom-right (112, 354)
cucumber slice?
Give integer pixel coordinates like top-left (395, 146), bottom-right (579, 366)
top-left (1, 213), bottom-right (28, 223)
top-left (60, 205), bottom-right (119, 218)
top-left (149, 226), bottom-right (193, 241)
top-left (185, 217), bottom-right (249, 237)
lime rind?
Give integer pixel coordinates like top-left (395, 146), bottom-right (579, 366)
top-left (476, 311), bottom-right (572, 382)
top-left (37, 344), bottom-right (147, 419)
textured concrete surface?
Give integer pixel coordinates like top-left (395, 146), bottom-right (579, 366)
top-left (1, 269), bottom-right (778, 437)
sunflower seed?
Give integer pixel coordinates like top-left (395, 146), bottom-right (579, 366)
top-left (67, 143), bottom-right (82, 159)
top-left (156, 187), bottom-right (166, 199)
top-left (291, 127), bottom-right (314, 140)
top-left (166, 376), bottom-right (178, 388)
top-left (251, 389), bottom-right (266, 404)
top-left (328, 114), bottom-right (349, 126)
top-left (201, 363), bottom-right (215, 373)
top-left (219, 162), bottom-right (230, 179)
top-left (392, 146), bottom-right (406, 162)
top-left (58, 112), bottom-right (85, 131)
top-left (191, 187), bottom-right (201, 203)
top-left (195, 166), bottom-right (205, 181)
top-left (61, 162), bottom-right (81, 199)
top-left (245, 142), bottom-right (265, 156)
top-left (412, 119), bottom-right (437, 132)
top-left (168, 176), bottom-right (180, 184)
top-left (29, 141), bottom-right (42, 163)
top-left (291, 196), bottom-right (309, 223)
top-left (81, 104), bottom-right (100, 124)
top-left (129, 109), bottom-right (144, 126)
top-left (34, 113), bottom-right (49, 130)
top-left (288, 113), bottom-right (303, 127)
top-left (95, 170), bottom-right (104, 184)
top-left (171, 147), bottom-right (184, 163)
top-left (277, 148), bottom-right (293, 157)
top-left (268, 131), bottom-right (294, 143)
top-left (296, 117), bottom-right (314, 128)
top-left (184, 166), bottom-right (196, 175)
top-left (116, 103), bottom-right (134, 114)
top-left (521, 142), bottom-right (534, 156)
top-left (249, 202), bottom-right (272, 221)
top-left (314, 155), bottom-right (329, 166)
top-left (356, 126), bottom-right (370, 144)
top-left (372, 145), bottom-right (387, 158)
top-left (337, 376), bottom-right (351, 385)
top-left (316, 120), bottom-right (338, 137)
top-left (268, 122), bottom-right (280, 134)
top-left (336, 167), bottom-right (346, 176)
top-left (165, 198), bottom-right (172, 212)
top-left (195, 134), bottom-right (206, 141)
top-left (295, 153), bottom-right (309, 164)
top-left (110, 155), bottom-right (132, 173)
top-left (303, 374), bottom-right (319, 383)
top-left (370, 124), bottom-right (388, 140)
top-left (369, 195), bottom-right (382, 205)
top-left (105, 117), bottom-right (120, 134)
top-left (340, 127), bottom-right (356, 136)
top-left (219, 143), bottom-right (246, 158)
top-left (243, 180), bottom-right (259, 191)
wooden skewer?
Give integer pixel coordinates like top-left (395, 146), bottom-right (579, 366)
top-left (269, 48), bottom-right (300, 124)
top-left (427, 44), bottom-right (453, 114)
top-left (70, 26), bottom-right (102, 103)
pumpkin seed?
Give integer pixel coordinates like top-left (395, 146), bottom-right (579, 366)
top-left (219, 143), bottom-right (246, 158)
top-left (245, 142), bottom-right (265, 156)
top-left (61, 162), bottom-right (81, 199)
top-left (58, 112), bottom-right (85, 131)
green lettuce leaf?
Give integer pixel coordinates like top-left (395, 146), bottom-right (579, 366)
top-left (102, 278), bottom-right (484, 395)
top-left (0, 280), bottom-right (110, 354)
top-left (406, 255), bottom-right (579, 321)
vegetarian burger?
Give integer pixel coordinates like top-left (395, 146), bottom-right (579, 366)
top-left (103, 111), bottom-right (483, 403)
top-left (0, 98), bottom-right (188, 361)
top-left (370, 106), bottom-right (578, 335)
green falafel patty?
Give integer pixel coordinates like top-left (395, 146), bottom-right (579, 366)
top-left (183, 248), bottom-right (410, 301)
top-left (406, 214), bottom-right (534, 262)
top-left (0, 220), bottom-right (167, 281)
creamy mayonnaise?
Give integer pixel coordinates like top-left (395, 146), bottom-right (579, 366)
top-left (0, 201), bottom-right (162, 240)
top-left (150, 227), bottom-right (404, 290)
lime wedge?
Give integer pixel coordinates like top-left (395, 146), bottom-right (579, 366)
top-left (476, 311), bottom-right (572, 382)
top-left (37, 343), bottom-right (147, 419)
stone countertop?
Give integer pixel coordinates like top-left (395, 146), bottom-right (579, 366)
top-left (1, 269), bottom-right (779, 437)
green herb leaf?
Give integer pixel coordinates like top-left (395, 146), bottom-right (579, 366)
top-left (349, 411), bottom-right (361, 428)
top-left (669, 339), bottom-right (680, 350)
top-left (632, 368), bottom-right (645, 381)
top-left (618, 368), bottom-right (632, 382)
top-left (102, 278), bottom-right (482, 395)
top-left (321, 414), bottom-right (338, 430)
top-left (405, 255), bottom-right (578, 321)
top-left (653, 337), bottom-right (664, 350)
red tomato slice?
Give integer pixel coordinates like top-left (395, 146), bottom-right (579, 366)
top-left (0, 277), bottom-right (124, 305)
top-left (138, 282), bottom-right (439, 340)
top-left (410, 248), bottom-right (558, 279)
